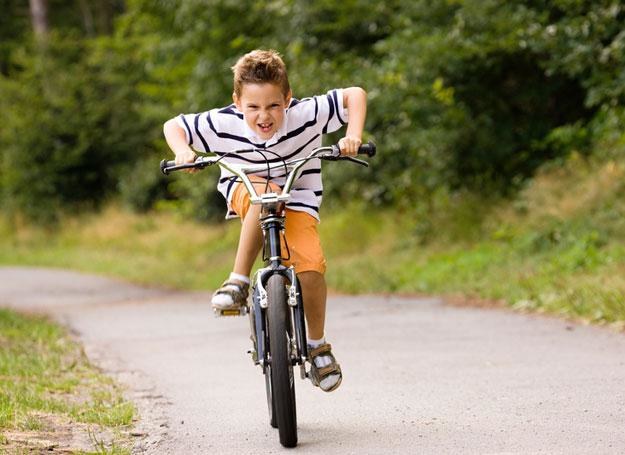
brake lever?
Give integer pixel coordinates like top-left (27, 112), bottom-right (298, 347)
top-left (319, 154), bottom-right (341, 161)
top-left (342, 156), bottom-right (369, 167)
top-left (318, 151), bottom-right (369, 166)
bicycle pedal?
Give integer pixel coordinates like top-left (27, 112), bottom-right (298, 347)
top-left (214, 307), bottom-right (247, 317)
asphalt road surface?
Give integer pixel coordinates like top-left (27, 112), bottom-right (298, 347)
top-left (2, 266), bottom-right (625, 454)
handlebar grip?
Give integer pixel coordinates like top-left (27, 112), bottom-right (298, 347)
top-left (161, 159), bottom-right (203, 175)
top-left (160, 159), bottom-right (176, 175)
top-left (358, 141), bottom-right (376, 157)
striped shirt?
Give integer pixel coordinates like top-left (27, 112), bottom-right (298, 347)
top-left (176, 89), bottom-right (348, 221)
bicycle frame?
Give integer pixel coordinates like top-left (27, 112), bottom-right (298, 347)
top-left (215, 150), bottom-right (320, 378)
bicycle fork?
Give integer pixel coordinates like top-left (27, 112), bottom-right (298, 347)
top-left (248, 266), bottom-right (308, 379)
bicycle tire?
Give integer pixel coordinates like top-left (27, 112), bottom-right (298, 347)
top-left (267, 274), bottom-right (297, 447)
top-left (264, 341), bottom-right (278, 428)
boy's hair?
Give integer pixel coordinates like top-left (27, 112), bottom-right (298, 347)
top-left (232, 49), bottom-right (290, 98)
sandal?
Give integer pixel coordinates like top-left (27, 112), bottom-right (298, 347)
top-left (308, 343), bottom-right (343, 392)
top-left (211, 279), bottom-right (249, 311)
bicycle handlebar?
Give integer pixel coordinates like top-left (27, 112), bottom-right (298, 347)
top-left (160, 141), bottom-right (375, 205)
top-left (160, 141), bottom-right (376, 176)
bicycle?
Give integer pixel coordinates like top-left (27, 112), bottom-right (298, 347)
top-left (160, 141), bottom-right (375, 447)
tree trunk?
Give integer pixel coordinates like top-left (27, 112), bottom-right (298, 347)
top-left (29, 0), bottom-right (48, 38)
top-left (94, 0), bottom-right (114, 35)
top-left (78, 0), bottom-right (95, 36)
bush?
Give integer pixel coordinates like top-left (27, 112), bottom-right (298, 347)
top-left (119, 157), bottom-right (169, 213)
top-left (0, 34), bottom-right (152, 224)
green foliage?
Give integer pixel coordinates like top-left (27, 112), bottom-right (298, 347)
top-left (164, 172), bottom-right (226, 222)
top-left (0, 0), bottom-right (31, 75)
top-left (118, 157), bottom-right (169, 213)
top-left (0, 34), bottom-right (153, 223)
top-left (366, 1), bottom-right (596, 197)
top-left (2, 0), bottom-right (625, 224)
top-left (526, 0), bottom-right (625, 108)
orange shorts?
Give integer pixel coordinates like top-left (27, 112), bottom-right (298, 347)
top-left (230, 179), bottom-right (326, 275)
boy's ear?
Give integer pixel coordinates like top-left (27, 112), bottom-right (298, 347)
top-left (285, 90), bottom-right (292, 106)
top-left (233, 92), bottom-right (241, 109)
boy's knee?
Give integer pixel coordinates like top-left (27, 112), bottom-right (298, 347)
top-left (293, 261), bottom-right (326, 275)
top-left (297, 270), bottom-right (325, 282)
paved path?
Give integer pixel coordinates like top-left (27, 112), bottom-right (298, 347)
top-left (2, 266), bottom-right (625, 454)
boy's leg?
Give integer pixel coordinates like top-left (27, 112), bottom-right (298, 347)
top-left (283, 211), bottom-right (341, 392)
top-left (297, 271), bottom-right (327, 340)
top-left (212, 179), bottom-right (277, 310)
top-left (232, 203), bottom-right (263, 277)
top-left (299, 273), bottom-right (341, 392)
top-left (281, 210), bottom-right (328, 337)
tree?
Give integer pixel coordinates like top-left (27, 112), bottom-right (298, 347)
top-left (29, 0), bottom-right (48, 38)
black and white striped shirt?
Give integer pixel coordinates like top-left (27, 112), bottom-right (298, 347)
top-left (176, 89), bottom-right (348, 220)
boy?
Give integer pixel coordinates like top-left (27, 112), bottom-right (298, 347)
top-left (163, 49), bottom-right (367, 392)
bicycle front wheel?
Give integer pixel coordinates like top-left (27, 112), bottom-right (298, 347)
top-left (267, 274), bottom-right (297, 447)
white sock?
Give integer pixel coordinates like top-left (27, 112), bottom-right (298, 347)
top-left (307, 337), bottom-right (325, 348)
top-left (229, 272), bottom-right (250, 284)
top-left (308, 337), bottom-right (332, 367)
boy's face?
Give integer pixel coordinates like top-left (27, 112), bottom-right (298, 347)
top-left (234, 83), bottom-right (291, 140)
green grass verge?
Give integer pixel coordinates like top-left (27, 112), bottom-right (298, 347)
top-left (0, 308), bottom-right (134, 454)
top-left (0, 207), bottom-right (239, 290)
top-left (323, 154), bottom-right (625, 326)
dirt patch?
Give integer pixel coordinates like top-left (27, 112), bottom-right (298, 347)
top-left (1, 412), bottom-right (131, 454)
top-left (443, 293), bottom-right (506, 309)
top-left (78, 342), bottom-right (171, 454)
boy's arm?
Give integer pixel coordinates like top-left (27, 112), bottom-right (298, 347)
top-left (163, 118), bottom-right (197, 168)
top-left (339, 87), bottom-right (367, 156)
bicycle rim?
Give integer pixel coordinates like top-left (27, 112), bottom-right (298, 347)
top-left (267, 274), bottom-right (297, 447)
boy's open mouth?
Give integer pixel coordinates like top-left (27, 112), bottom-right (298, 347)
top-left (258, 122), bottom-right (273, 133)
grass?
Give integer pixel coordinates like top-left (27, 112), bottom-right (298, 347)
top-left (324, 154), bottom-right (625, 325)
top-left (322, 153), bottom-right (625, 326)
top-left (1, 153), bottom-right (625, 328)
top-left (0, 308), bottom-right (134, 453)
top-left (0, 206), bottom-right (239, 290)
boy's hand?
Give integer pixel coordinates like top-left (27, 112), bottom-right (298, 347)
top-left (341, 87), bottom-right (367, 157)
top-left (175, 149), bottom-right (198, 173)
top-left (338, 135), bottom-right (362, 157)
top-left (164, 119), bottom-right (199, 173)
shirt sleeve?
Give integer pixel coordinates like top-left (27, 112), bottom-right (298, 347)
top-left (316, 89), bottom-right (349, 135)
top-left (175, 112), bottom-right (212, 153)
